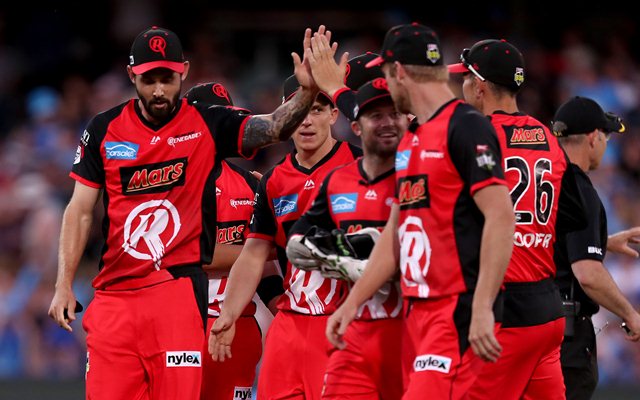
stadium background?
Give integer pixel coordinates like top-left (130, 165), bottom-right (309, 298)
top-left (1, 3), bottom-right (640, 399)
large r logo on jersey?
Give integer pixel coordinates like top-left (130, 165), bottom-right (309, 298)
top-left (122, 199), bottom-right (181, 268)
top-left (398, 216), bottom-right (431, 298)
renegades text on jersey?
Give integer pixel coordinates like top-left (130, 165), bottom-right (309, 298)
top-left (291, 158), bottom-right (402, 320)
top-left (249, 141), bottom-right (362, 314)
top-left (395, 99), bottom-right (506, 299)
top-left (71, 98), bottom-right (252, 289)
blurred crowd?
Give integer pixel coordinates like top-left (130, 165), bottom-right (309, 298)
top-left (2, 5), bottom-right (640, 388)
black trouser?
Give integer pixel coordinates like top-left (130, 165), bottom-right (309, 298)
top-left (561, 315), bottom-right (598, 400)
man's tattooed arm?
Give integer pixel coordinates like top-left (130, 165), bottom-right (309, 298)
top-left (242, 87), bottom-right (317, 153)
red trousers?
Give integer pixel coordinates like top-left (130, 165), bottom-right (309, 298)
top-left (201, 315), bottom-right (262, 399)
top-left (83, 277), bottom-right (204, 400)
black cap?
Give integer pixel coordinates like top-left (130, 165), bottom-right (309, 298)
top-left (184, 82), bottom-right (234, 106)
top-left (282, 75), bottom-right (332, 104)
top-left (345, 53), bottom-right (384, 90)
top-left (448, 39), bottom-right (525, 91)
top-left (366, 23), bottom-right (443, 68)
top-left (354, 78), bottom-right (392, 119)
top-left (129, 26), bottom-right (185, 74)
top-left (552, 96), bottom-right (625, 137)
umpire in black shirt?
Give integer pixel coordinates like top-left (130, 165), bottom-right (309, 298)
top-left (552, 96), bottom-right (640, 400)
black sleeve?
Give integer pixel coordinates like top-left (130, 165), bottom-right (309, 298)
top-left (448, 106), bottom-right (505, 193)
top-left (225, 161), bottom-right (259, 192)
top-left (335, 89), bottom-right (358, 121)
top-left (249, 169), bottom-right (278, 238)
top-left (197, 104), bottom-right (252, 160)
top-left (556, 157), bottom-right (588, 235)
top-left (289, 171), bottom-right (339, 236)
top-left (71, 104), bottom-right (126, 186)
top-left (257, 275), bottom-right (284, 306)
top-left (565, 178), bottom-right (606, 264)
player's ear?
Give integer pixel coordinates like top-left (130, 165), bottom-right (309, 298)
top-left (126, 65), bottom-right (135, 84)
top-left (180, 61), bottom-right (190, 81)
top-left (350, 120), bottom-right (362, 137)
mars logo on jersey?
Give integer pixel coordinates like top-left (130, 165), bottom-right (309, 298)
top-left (273, 194), bottom-right (298, 217)
top-left (122, 199), bottom-right (181, 269)
top-left (397, 175), bottom-right (429, 210)
top-left (505, 125), bottom-right (549, 150)
top-left (120, 158), bottom-right (187, 195)
top-left (217, 221), bottom-right (246, 244)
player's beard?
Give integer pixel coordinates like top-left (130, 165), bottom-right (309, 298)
top-left (139, 91), bottom-right (180, 123)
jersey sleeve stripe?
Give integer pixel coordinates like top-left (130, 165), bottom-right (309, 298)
top-left (69, 172), bottom-right (103, 189)
top-left (237, 115), bottom-right (257, 160)
top-left (247, 232), bottom-right (275, 242)
top-left (470, 177), bottom-right (507, 196)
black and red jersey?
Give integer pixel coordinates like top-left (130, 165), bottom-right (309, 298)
top-left (208, 160), bottom-right (259, 317)
top-left (395, 99), bottom-right (507, 299)
top-left (71, 98), bottom-right (252, 289)
top-left (249, 141), bottom-right (362, 314)
top-left (291, 158), bottom-right (402, 320)
top-left (491, 111), bottom-right (582, 283)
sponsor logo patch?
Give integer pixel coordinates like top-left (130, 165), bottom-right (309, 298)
top-left (395, 150), bottom-right (411, 171)
top-left (414, 354), bottom-right (451, 373)
top-left (217, 221), bottom-right (247, 244)
top-left (120, 158), bottom-right (187, 195)
top-left (588, 246), bottom-right (603, 255)
top-left (330, 193), bottom-right (358, 214)
top-left (397, 175), bottom-right (429, 210)
top-left (166, 351), bottom-right (201, 367)
top-left (233, 387), bottom-right (252, 400)
top-left (273, 194), bottom-right (298, 217)
top-left (105, 141), bottom-right (139, 160)
top-left (505, 125), bottom-right (549, 150)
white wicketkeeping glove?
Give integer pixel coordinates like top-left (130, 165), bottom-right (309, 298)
top-left (285, 234), bottom-right (323, 271)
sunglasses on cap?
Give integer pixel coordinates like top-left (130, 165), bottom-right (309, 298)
top-left (460, 48), bottom-right (486, 82)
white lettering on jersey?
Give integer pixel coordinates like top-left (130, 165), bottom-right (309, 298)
top-left (513, 232), bottom-right (553, 248)
top-left (356, 281), bottom-right (402, 319)
top-left (588, 246), bottom-right (603, 255)
top-left (398, 216), bottom-right (431, 298)
top-left (285, 268), bottom-right (336, 314)
top-left (122, 199), bottom-right (181, 269)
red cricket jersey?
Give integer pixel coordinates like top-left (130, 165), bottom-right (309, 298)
top-left (291, 158), bottom-right (402, 320)
top-left (491, 112), bottom-right (570, 283)
top-left (249, 141), bottom-right (362, 314)
top-left (395, 99), bottom-right (506, 299)
top-left (71, 98), bottom-right (251, 289)
top-left (208, 160), bottom-right (259, 317)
